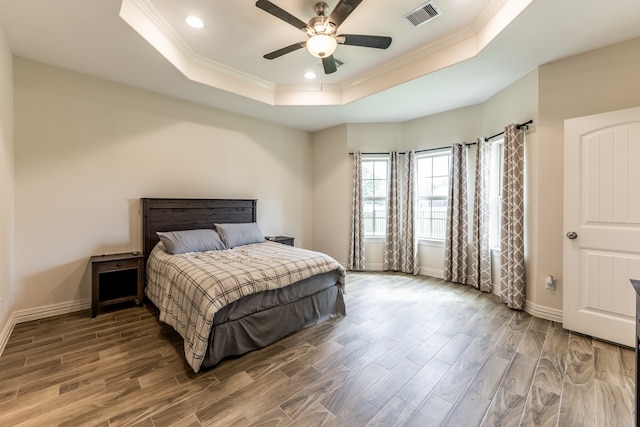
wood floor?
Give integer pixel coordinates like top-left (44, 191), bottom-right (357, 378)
top-left (0, 272), bottom-right (635, 426)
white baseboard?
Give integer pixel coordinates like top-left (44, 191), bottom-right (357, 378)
top-left (0, 313), bottom-right (16, 358)
top-left (524, 300), bottom-right (563, 323)
top-left (418, 267), bottom-right (444, 279)
top-left (13, 299), bottom-right (91, 324)
top-left (0, 299), bottom-right (91, 357)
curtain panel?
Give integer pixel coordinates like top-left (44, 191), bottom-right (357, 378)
top-left (348, 151), bottom-right (365, 271)
top-left (401, 151), bottom-right (418, 275)
top-left (384, 152), bottom-right (401, 271)
top-left (444, 143), bottom-right (468, 284)
top-left (469, 137), bottom-right (492, 292)
top-left (500, 124), bottom-right (526, 309)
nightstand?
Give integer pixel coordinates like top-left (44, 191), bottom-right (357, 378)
top-left (265, 236), bottom-right (294, 246)
top-left (91, 252), bottom-right (144, 317)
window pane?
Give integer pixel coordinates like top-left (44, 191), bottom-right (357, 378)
top-left (416, 152), bottom-right (451, 240)
top-left (363, 158), bottom-right (389, 237)
top-left (362, 161), bottom-right (373, 179)
top-left (415, 177), bottom-right (427, 197)
top-left (362, 179), bottom-right (374, 197)
top-left (374, 179), bottom-right (387, 197)
top-left (432, 177), bottom-right (448, 197)
top-left (419, 157), bottom-right (432, 177)
top-left (433, 155), bottom-right (449, 176)
top-left (374, 161), bottom-right (387, 178)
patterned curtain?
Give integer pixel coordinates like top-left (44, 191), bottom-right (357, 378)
top-left (383, 152), bottom-right (401, 271)
top-left (469, 138), bottom-right (492, 292)
top-left (500, 125), bottom-right (526, 309)
top-left (348, 151), bottom-right (365, 271)
top-left (401, 151), bottom-right (418, 275)
top-left (444, 144), bottom-right (468, 284)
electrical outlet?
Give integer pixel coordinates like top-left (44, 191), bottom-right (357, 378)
top-left (0, 296), bottom-right (3, 313)
top-left (545, 275), bottom-right (556, 290)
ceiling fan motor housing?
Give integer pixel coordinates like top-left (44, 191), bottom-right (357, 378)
top-left (256, 0), bottom-right (392, 74)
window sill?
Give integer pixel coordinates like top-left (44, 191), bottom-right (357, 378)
top-left (418, 238), bottom-right (445, 248)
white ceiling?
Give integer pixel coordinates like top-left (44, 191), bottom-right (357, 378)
top-left (1, 0), bottom-right (640, 132)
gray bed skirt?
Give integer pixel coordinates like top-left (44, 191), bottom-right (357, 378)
top-left (201, 270), bottom-right (346, 368)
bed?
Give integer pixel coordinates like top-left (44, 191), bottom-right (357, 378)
top-left (141, 198), bottom-right (346, 372)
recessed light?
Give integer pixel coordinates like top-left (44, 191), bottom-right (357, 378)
top-left (186, 16), bottom-right (204, 29)
top-left (304, 71), bottom-right (316, 79)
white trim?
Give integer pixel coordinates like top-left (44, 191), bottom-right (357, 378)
top-left (13, 299), bottom-right (91, 324)
top-left (0, 313), bottom-right (16, 357)
top-left (365, 263), bottom-right (385, 271)
top-left (524, 300), bottom-right (563, 323)
top-left (419, 267), bottom-right (444, 279)
top-left (418, 239), bottom-right (445, 248)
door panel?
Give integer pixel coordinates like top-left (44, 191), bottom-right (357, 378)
top-left (564, 107), bottom-right (640, 347)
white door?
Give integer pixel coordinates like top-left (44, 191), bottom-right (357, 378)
top-left (563, 106), bottom-right (640, 347)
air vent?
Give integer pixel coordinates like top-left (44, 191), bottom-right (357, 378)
top-left (334, 57), bottom-right (345, 68)
top-left (404, 1), bottom-right (442, 27)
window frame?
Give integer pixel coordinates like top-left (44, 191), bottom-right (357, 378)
top-left (488, 138), bottom-right (504, 250)
top-left (361, 155), bottom-right (389, 239)
top-left (415, 149), bottom-right (451, 242)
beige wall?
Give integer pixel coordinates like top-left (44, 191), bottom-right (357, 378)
top-left (404, 105), bottom-right (484, 276)
top-left (536, 37), bottom-right (640, 312)
top-left (482, 69), bottom-right (541, 309)
top-left (311, 125), bottom-right (350, 265)
top-left (13, 58), bottom-right (312, 312)
top-left (0, 25), bottom-right (14, 334)
top-left (338, 106), bottom-right (484, 275)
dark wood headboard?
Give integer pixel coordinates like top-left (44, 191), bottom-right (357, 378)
top-left (142, 198), bottom-right (257, 261)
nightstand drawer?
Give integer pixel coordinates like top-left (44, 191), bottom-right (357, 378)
top-left (96, 258), bottom-right (139, 272)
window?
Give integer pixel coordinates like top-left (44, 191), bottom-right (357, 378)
top-left (362, 157), bottom-right (388, 237)
top-left (489, 139), bottom-right (504, 249)
top-left (416, 152), bottom-right (451, 240)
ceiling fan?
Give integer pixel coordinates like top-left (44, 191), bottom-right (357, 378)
top-left (256, 0), bottom-right (392, 74)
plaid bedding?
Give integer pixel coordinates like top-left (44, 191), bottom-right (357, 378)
top-left (146, 241), bottom-right (345, 372)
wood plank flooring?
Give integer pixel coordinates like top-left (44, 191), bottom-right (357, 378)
top-left (0, 272), bottom-right (635, 426)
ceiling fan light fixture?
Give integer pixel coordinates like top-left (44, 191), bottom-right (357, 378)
top-left (306, 34), bottom-right (337, 58)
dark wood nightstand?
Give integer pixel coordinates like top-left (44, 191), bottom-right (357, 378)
top-left (91, 252), bottom-right (144, 317)
top-left (266, 236), bottom-right (294, 246)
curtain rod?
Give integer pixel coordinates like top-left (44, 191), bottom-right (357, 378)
top-left (348, 119), bottom-right (533, 155)
top-left (484, 119), bottom-right (533, 141)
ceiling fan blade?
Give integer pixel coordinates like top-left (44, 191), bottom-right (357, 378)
top-left (328, 0), bottom-right (363, 29)
top-left (255, 0), bottom-right (308, 31)
top-left (263, 42), bottom-right (306, 60)
top-left (338, 34), bottom-right (392, 49)
top-left (322, 56), bottom-right (337, 74)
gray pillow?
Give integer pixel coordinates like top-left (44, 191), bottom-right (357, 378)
top-left (157, 229), bottom-right (227, 255)
top-left (214, 222), bottom-right (266, 248)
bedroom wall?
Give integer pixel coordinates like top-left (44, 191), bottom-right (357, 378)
top-left (536, 36), bottom-right (640, 313)
top-left (12, 58), bottom-right (312, 314)
top-left (403, 105), bottom-right (484, 277)
top-left (482, 69), bottom-right (540, 311)
top-left (311, 124), bottom-right (350, 265)
top-left (337, 107), bottom-right (482, 275)
top-left (0, 24), bottom-right (14, 340)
